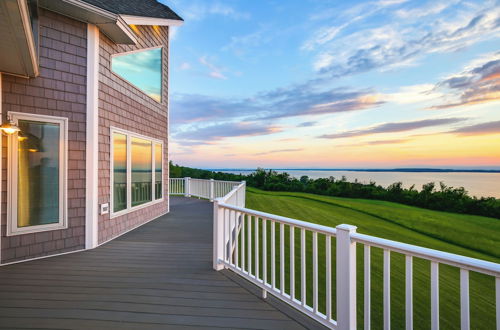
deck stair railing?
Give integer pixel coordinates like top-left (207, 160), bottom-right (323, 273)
top-left (170, 178), bottom-right (500, 330)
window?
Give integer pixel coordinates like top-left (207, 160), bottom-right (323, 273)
top-left (111, 47), bottom-right (162, 102)
top-left (155, 143), bottom-right (163, 200)
top-left (7, 113), bottom-right (68, 235)
top-left (110, 128), bottom-right (163, 217)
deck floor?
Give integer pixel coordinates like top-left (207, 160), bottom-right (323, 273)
top-left (0, 197), bottom-right (307, 329)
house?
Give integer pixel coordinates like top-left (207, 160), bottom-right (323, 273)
top-left (0, 0), bottom-right (183, 265)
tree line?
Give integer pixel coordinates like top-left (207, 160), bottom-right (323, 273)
top-left (170, 162), bottom-right (500, 219)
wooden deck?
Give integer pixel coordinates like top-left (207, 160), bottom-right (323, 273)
top-left (0, 197), bottom-right (311, 329)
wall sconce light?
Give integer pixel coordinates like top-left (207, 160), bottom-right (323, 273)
top-left (0, 117), bottom-right (20, 135)
top-left (18, 132), bottom-right (28, 141)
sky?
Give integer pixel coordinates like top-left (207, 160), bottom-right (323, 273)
top-left (162, 0), bottom-right (500, 169)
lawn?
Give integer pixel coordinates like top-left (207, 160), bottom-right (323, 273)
top-left (237, 187), bottom-right (499, 330)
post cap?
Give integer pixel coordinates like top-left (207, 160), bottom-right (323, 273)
top-left (336, 224), bottom-right (357, 232)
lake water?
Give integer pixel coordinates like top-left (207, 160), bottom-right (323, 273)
top-left (219, 170), bottom-right (500, 198)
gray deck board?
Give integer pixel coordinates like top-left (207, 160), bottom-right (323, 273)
top-left (0, 197), bottom-right (309, 329)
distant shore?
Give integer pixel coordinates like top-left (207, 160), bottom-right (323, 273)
top-left (208, 168), bottom-right (500, 173)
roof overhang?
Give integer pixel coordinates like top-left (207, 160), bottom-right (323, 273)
top-left (0, 0), bottom-right (39, 77)
top-left (39, 0), bottom-right (138, 44)
top-left (120, 15), bottom-right (184, 27)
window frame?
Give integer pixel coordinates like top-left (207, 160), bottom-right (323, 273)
top-left (110, 127), bottom-right (164, 219)
top-left (7, 112), bottom-right (68, 236)
top-left (110, 46), bottom-right (163, 103)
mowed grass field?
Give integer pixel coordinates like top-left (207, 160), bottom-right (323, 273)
top-left (242, 187), bottom-right (499, 330)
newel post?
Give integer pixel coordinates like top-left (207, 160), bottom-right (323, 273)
top-left (184, 177), bottom-right (191, 197)
top-left (336, 224), bottom-right (357, 330)
top-left (241, 181), bottom-right (246, 207)
top-left (213, 198), bottom-right (225, 270)
top-left (210, 179), bottom-right (214, 202)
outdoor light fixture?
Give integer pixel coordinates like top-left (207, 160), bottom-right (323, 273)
top-left (0, 117), bottom-right (20, 135)
top-left (17, 132), bottom-right (28, 141)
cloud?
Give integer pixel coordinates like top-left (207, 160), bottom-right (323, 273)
top-left (173, 122), bottom-right (282, 143)
top-left (297, 121), bottom-right (317, 127)
top-left (254, 148), bottom-right (303, 156)
top-left (170, 93), bottom-right (258, 125)
top-left (319, 117), bottom-right (467, 139)
top-left (429, 53), bottom-right (500, 109)
top-left (303, 0), bottom-right (408, 51)
top-left (258, 85), bottom-right (383, 119)
top-left (307, 3), bottom-right (500, 78)
top-left (179, 62), bottom-right (191, 70)
top-left (167, 1), bottom-right (250, 21)
top-left (171, 86), bottom-right (382, 127)
top-left (450, 120), bottom-right (500, 136)
top-left (199, 56), bottom-right (227, 80)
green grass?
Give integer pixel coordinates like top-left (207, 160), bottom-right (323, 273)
top-left (237, 187), bottom-right (499, 330)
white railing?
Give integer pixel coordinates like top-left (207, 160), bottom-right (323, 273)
top-left (170, 178), bottom-right (500, 329)
top-left (169, 178), bottom-right (185, 195)
top-left (169, 177), bottom-right (243, 201)
top-left (212, 203), bottom-right (500, 330)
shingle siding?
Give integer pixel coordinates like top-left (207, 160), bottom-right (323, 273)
top-left (97, 25), bottom-right (169, 244)
top-left (1, 9), bottom-right (87, 263)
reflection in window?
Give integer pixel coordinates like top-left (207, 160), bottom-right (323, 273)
top-left (17, 120), bottom-right (60, 227)
top-left (113, 133), bottom-right (127, 212)
top-left (155, 143), bottom-right (162, 200)
top-left (111, 47), bottom-right (162, 102)
top-left (131, 137), bottom-right (152, 207)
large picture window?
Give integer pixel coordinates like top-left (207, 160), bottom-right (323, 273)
top-left (111, 47), bottom-right (162, 102)
top-left (7, 113), bottom-right (68, 236)
top-left (110, 128), bottom-right (163, 217)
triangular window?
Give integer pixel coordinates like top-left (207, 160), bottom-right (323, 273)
top-left (111, 47), bottom-right (162, 102)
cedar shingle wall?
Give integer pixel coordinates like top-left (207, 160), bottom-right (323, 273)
top-left (0, 9), bottom-right (87, 263)
top-left (97, 25), bottom-right (169, 244)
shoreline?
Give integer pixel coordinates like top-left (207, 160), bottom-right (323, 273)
top-left (208, 168), bottom-right (500, 173)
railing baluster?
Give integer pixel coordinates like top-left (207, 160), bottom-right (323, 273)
top-left (255, 217), bottom-right (259, 280)
top-left (326, 235), bottom-right (332, 321)
top-left (406, 255), bottom-right (413, 330)
top-left (496, 277), bottom-right (500, 330)
top-left (301, 228), bottom-right (306, 307)
top-left (271, 221), bottom-right (276, 289)
top-left (248, 215), bottom-right (252, 276)
top-left (241, 214), bottom-right (246, 272)
top-left (431, 261), bottom-right (439, 330)
top-left (263, 219), bottom-right (267, 286)
top-left (234, 212), bottom-right (239, 269)
top-left (365, 245), bottom-right (371, 330)
top-left (223, 208), bottom-right (227, 263)
top-left (460, 269), bottom-right (469, 330)
top-left (313, 231), bottom-right (318, 314)
top-left (290, 225), bottom-right (295, 301)
top-left (384, 249), bottom-right (390, 330)
top-left (280, 223), bottom-right (285, 295)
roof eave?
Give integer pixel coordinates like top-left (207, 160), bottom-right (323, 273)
top-left (120, 14), bottom-right (184, 27)
top-left (0, 0), bottom-right (39, 77)
top-left (39, 0), bottom-right (137, 44)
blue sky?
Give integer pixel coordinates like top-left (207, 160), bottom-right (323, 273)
top-left (162, 0), bottom-right (500, 169)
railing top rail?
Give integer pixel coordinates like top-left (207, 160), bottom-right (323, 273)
top-left (352, 232), bottom-right (500, 277)
top-left (218, 182), bottom-right (245, 204)
top-left (218, 202), bottom-right (337, 236)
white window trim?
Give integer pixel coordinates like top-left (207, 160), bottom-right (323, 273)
top-left (110, 127), bottom-right (164, 219)
top-left (110, 46), bottom-right (163, 104)
top-left (7, 112), bottom-right (68, 236)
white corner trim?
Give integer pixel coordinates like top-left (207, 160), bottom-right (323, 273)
top-left (17, 0), bottom-right (39, 76)
top-left (85, 24), bottom-right (99, 249)
top-left (120, 15), bottom-right (184, 27)
top-left (0, 72), bottom-right (2, 263)
top-left (166, 29), bottom-right (170, 213)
